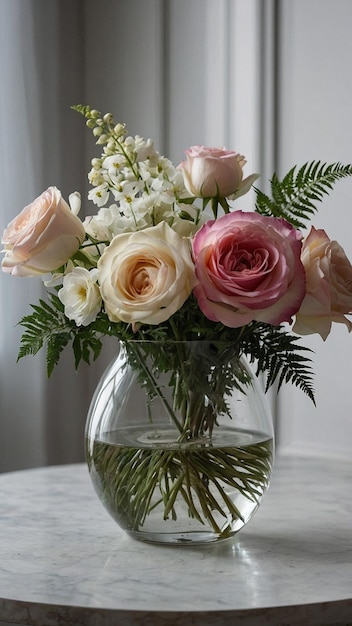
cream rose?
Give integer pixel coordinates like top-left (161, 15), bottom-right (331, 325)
top-left (178, 145), bottom-right (258, 199)
top-left (97, 222), bottom-right (196, 325)
top-left (293, 227), bottom-right (352, 340)
top-left (58, 267), bottom-right (102, 326)
top-left (1, 187), bottom-right (85, 276)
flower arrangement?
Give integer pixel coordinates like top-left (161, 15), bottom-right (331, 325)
top-left (2, 105), bottom-right (352, 539)
top-left (3, 105), bottom-right (352, 390)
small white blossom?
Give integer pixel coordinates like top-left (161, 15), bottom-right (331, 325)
top-left (88, 184), bottom-right (110, 207)
top-left (88, 168), bottom-right (105, 187)
top-left (110, 179), bottom-right (144, 203)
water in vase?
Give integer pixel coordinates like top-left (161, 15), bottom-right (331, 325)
top-left (86, 425), bottom-right (274, 545)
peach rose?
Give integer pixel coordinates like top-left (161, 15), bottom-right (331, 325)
top-left (97, 222), bottom-right (196, 325)
top-left (293, 227), bottom-right (352, 340)
top-left (192, 210), bottom-right (305, 327)
top-left (1, 187), bottom-right (85, 276)
top-left (178, 145), bottom-right (258, 199)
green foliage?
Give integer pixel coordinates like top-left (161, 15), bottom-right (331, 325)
top-left (17, 292), bottom-right (316, 403)
top-left (17, 295), bottom-right (70, 377)
top-left (240, 323), bottom-right (315, 404)
top-left (254, 161), bottom-right (352, 228)
top-left (17, 294), bottom-right (108, 377)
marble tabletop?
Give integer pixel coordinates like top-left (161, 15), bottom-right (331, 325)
top-left (0, 452), bottom-right (351, 626)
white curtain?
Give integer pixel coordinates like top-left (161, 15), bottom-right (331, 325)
top-left (0, 0), bottom-right (92, 471)
top-left (0, 0), bottom-right (265, 472)
top-left (0, 0), bottom-right (48, 470)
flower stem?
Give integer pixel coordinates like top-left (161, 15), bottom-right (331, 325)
top-left (127, 342), bottom-right (183, 434)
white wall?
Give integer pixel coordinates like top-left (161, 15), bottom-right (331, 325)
top-left (277, 0), bottom-right (352, 457)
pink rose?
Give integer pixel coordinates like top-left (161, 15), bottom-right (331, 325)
top-left (178, 145), bottom-right (258, 199)
top-left (192, 210), bottom-right (305, 327)
top-left (1, 187), bottom-right (85, 276)
top-left (293, 227), bottom-right (352, 340)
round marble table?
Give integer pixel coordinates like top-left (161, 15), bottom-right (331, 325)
top-left (0, 453), bottom-right (351, 626)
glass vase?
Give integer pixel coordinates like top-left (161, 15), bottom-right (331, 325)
top-left (85, 340), bottom-right (274, 545)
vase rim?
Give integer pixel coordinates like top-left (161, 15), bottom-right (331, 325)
top-left (120, 339), bottom-right (239, 345)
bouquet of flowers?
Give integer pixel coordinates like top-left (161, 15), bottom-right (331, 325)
top-left (2, 105), bottom-right (352, 539)
top-left (3, 105), bottom-right (352, 385)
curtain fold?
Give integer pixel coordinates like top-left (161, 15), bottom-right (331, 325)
top-left (0, 0), bottom-right (92, 471)
top-left (0, 0), bottom-right (46, 471)
top-left (0, 0), bottom-right (264, 472)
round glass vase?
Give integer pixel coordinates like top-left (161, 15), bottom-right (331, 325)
top-left (85, 340), bottom-right (274, 546)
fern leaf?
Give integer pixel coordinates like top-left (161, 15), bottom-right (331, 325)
top-left (72, 332), bottom-right (103, 369)
top-left (17, 295), bottom-right (73, 376)
top-left (242, 323), bottom-right (316, 404)
top-left (17, 292), bottom-right (112, 375)
top-left (254, 161), bottom-right (352, 228)
top-left (46, 333), bottom-right (71, 377)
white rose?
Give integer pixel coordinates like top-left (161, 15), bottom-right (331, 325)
top-left (58, 267), bottom-right (101, 326)
top-left (97, 222), bottom-right (196, 325)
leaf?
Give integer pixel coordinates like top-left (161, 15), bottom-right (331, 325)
top-left (17, 293), bottom-right (106, 376)
top-left (254, 161), bottom-right (352, 228)
top-left (46, 333), bottom-right (71, 377)
top-left (241, 323), bottom-right (316, 404)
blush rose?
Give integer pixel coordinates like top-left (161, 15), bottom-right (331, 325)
top-left (192, 210), bottom-right (305, 327)
top-left (293, 226), bottom-right (352, 340)
top-left (178, 145), bottom-right (258, 199)
top-left (1, 187), bottom-right (85, 277)
top-left (97, 222), bottom-right (196, 325)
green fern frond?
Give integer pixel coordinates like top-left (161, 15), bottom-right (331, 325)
top-left (46, 332), bottom-right (71, 377)
top-left (17, 295), bottom-right (71, 375)
top-left (241, 323), bottom-right (316, 404)
top-left (254, 161), bottom-right (352, 228)
top-left (72, 332), bottom-right (103, 369)
top-left (17, 293), bottom-right (107, 376)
